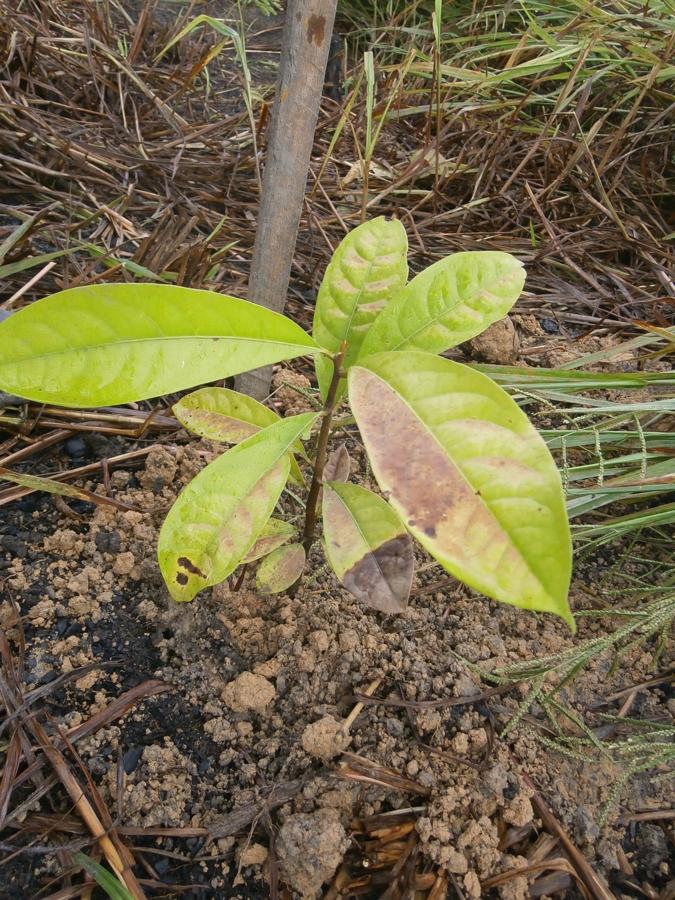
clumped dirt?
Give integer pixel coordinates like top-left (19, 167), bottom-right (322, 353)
top-left (277, 809), bottom-right (351, 899)
top-left (2, 375), bottom-right (672, 900)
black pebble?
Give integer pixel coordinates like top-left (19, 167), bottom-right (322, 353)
top-left (123, 746), bottom-right (143, 774)
top-left (541, 317), bottom-right (559, 334)
top-left (95, 530), bottom-right (121, 554)
top-left (65, 436), bottom-right (87, 460)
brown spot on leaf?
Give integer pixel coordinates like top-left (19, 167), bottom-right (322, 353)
top-left (176, 572), bottom-right (189, 586)
top-left (306, 14), bottom-right (325, 47)
top-left (343, 534), bottom-right (413, 615)
top-left (177, 556), bottom-right (206, 578)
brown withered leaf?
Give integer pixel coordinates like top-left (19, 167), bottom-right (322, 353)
top-left (323, 444), bottom-right (351, 483)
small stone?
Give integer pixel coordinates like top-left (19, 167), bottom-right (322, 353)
top-left (65, 436), bottom-right (87, 459)
top-left (635, 823), bottom-right (669, 880)
top-left (123, 747), bottom-right (143, 774)
top-left (95, 530), bottom-right (121, 554)
top-left (385, 717), bottom-right (404, 737)
top-left (74, 670), bottom-right (99, 691)
top-left (416, 708), bottom-right (442, 733)
top-left (469, 727), bottom-right (488, 750)
top-left (454, 674), bottom-right (479, 697)
top-left (140, 446), bottom-right (178, 492)
top-left (575, 806), bottom-right (600, 845)
top-left (452, 733), bottom-right (469, 755)
top-left (464, 870), bottom-right (481, 899)
top-left (298, 649), bottom-right (316, 673)
top-left (446, 849), bottom-right (468, 874)
top-left (309, 630), bottom-right (330, 652)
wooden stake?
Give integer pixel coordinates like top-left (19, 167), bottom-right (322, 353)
top-left (235, 0), bottom-right (338, 400)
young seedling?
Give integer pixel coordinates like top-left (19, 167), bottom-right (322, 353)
top-left (0, 217), bottom-right (574, 628)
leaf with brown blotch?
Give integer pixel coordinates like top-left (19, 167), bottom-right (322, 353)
top-left (173, 386), bottom-right (305, 484)
top-left (243, 518), bottom-right (296, 563)
top-left (158, 412), bottom-right (318, 602)
top-left (173, 387), bottom-right (279, 443)
top-left (323, 444), bottom-right (351, 483)
top-left (322, 481), bottom-right (413, 614)
top-left (348, 352), bottom-right (574, 629)
top-left (256, 543), bottom-right (306, 594)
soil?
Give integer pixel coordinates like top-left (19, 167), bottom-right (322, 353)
top-left (1, 356), bottom-right (673, 899)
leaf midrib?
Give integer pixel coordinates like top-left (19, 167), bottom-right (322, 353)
top-left (1, 333), bottom-right (323, 367)
top-left (377, 271), bottom-right (507, 353)
top-left (326, 229), bottom-right (396, 351)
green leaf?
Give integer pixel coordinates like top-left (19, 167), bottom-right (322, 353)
top-left (0, 284), bottom-right (324, 407)
top-left (322, 481), bottom-right (413, 614)
top-left (256, 543), bottom-right (306, 593)
top-left (173, 386), bottom-right (305, 483)
top-left (72, 853), bottom-right (134, 900)
top-left (243, 518), bottom-right (296, 563)
top-left (348, 352), bottom-right (573, 629)
top-left (312, 217), bottom-right (408, 399)
top-left (359, 251), bottom-right (525, 358)
top-left (158, 411), bottom-right (318, 602)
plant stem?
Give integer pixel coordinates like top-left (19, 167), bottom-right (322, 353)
top-left (302, 343), bottom-right (347, 554)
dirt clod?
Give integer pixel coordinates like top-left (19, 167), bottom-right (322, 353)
top-left (467, 316), bottom-right (520, 365)
top-left (301, 715), bottom-right (351, 760)
top-left (277, 808), bottom-right (350, 898)
top-left (221, 671), bottom-right (276, 713)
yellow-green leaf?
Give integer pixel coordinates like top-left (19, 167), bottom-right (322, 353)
top-left (312, 217), bottom-right (408, 399)
top-left (0, 284), bottom-right (324, 407)
top-left (359, 251), bottom-right (525, 358)
top-left (173, 386), bottom-right (305, 483)
top-left (173, 387), bottom-right (279, 442)
top-left (322, 481), bottom-right (413, 614)
top-left (256, 543), bottom-right (306, 594)
top-left (158, 412), bottom-right (318, 602)
top-left (348, 352), bottom-right (573, 629)
top-left (243, 518), bottom-right (296, 564)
